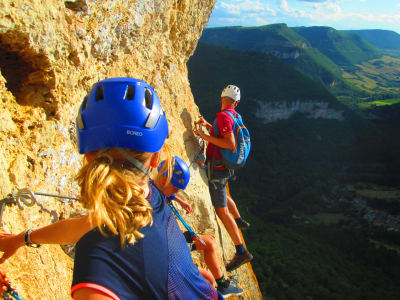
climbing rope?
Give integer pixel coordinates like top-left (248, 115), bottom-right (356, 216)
top-left (0, 188), bottom-right (79, 227)
top-left (0, 270), bottom-right (22, 300)
top-left (167, 201), bottom-right (206, 246)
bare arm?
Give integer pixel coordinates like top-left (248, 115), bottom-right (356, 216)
top-left (30, 215), bottom-right (94, 245)
top-left (194, 116), bottom-right (236, 149)
top-left (173, 195), bottom-right (192, 214)
top-left (195, 130), bottom-right (235, 151)
top-left (0, 215), bottom-right (94, 263)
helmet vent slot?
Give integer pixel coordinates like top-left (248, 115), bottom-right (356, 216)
top-left (76, 113), bottom-right (85, 130)
top-left (95, 85), bottom-right (104, 101)
top-left (81, 95), bottom-right (88, 110)
top-left (124, 85), bottom-right (135, 100)
top-left (144, 88), bottom-right (153, 109)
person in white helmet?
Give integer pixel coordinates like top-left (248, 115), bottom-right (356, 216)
top-left (194, 84), bottom-right (253, 272)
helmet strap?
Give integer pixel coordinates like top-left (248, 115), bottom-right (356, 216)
top-left (117, 148), bottom-right (152, 178)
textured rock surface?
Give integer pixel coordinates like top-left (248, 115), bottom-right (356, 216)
top-left (0, 1), bottom-right (261, 299)
top-left (255, 100), bottom-right (344, 123)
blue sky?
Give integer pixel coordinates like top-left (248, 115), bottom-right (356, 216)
top-left (207, 0), bottom-right (400, 34)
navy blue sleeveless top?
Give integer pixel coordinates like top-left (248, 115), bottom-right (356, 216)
top-left (72, 182), bottom-right (218, 299)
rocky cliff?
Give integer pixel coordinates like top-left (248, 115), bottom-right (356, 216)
top-left (255, 100), bottom-right (344, 123)
top-left (0, 1), bottom-right (261, 299)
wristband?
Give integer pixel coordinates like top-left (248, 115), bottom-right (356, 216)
top-left (24, 228), bottom-right (41, 248)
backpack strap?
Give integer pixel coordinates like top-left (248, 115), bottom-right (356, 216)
top-left (213, 110), bottom-right (239, 137)
top-left (221, 110), bottom-right (236, 121)
top-left (212, 118), bottom-right (220, 138)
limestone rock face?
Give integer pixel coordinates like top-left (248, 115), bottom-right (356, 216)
top-left (0, 1), bottom-right (261, 299)
top-left (255, 100), bottom-right (344, 123)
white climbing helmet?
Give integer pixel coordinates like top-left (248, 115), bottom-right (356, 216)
top-left (221, 84), bottom-right (240, 102)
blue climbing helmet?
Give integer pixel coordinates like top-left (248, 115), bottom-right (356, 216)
top-left (158, 156), bottom-right (190, 190)
top-left (76, 77), bottom-right (169, 154)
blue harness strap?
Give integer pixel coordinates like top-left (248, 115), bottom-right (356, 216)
top-left (167, 201), bottom-right (206, 246)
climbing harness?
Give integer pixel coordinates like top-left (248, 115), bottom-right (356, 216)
top-left (167, 199), bottom-right (206, 246)
top-left (207, 143), bottom-right (235, 190)
top-left (0, 270), bottom-right (22, 300)
top-left (0, 188), bottom-right (79, 227)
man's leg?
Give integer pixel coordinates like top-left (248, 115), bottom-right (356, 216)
top-left (209, 176), bottom-right (242, 246)
top-left (215, 206), bottom-right (253, 272)
top-left (226, 184), bottom-right (250, 230)
top-left (208, 172), bottom-right (253, 271)
top-left (227, 195), bottom-right (240, 219)
top-left (215, 206), bottom-right (242, 246)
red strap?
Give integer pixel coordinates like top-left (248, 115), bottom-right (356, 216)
top-left (71, 282), bottom-right (121, 300)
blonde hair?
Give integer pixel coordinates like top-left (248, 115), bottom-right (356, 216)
top-left (76, 146), bottom-right (172, 246)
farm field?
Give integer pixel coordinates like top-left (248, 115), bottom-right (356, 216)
top-left (357, 98), bottom-right (400, 109)
top-left (343, 55), bottom-right (400, 95)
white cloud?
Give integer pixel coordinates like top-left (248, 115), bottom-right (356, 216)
top-left (349, 11), bottom-right (400, 25)
top-left (306, 1), bottom-right (343, 20)
top-left (214, 0), bottom-right (277, 19)
top-left (218, 0), bottom-right (273, 12)
top-left (219, 2), bottom-right (241, 15)
top-left (296, 0), bottom-right (328, 2)
top-left (302, 2), bottom-right (400, 26)
top-left (280, 0), bottom-right (289, 11)
top-left (209, 0), bottom-right (400, 33)
top-left (279, 0), bottom-right (300, 15)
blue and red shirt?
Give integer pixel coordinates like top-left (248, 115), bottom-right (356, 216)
top-left (206, 108), bottom-right (236, 170)
top-left (71, 182), bottom-right (218, 300)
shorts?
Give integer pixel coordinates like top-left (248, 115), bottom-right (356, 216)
top-left (208, 169), bottom-right (231, 208)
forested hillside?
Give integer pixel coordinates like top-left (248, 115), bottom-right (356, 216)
top-left (342, 29), bottom-right (400, 50)
top-left (200, 23), bottom-right (343, 89)
top-left (292, 26), bottom-right (381, 68)
top-left (200, 24), bottom-right (400, 103)
top-left (342, 29), bottom-right (400, 59)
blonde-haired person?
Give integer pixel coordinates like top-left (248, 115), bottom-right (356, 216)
top-left (0, 78), bottom-right (221, 300)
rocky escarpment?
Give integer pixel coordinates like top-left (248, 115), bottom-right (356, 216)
top-left (0, 1), bottom-right (261, 299)
top-left (269, 48), bottom-right (302, 60)
top-left (255, 100), bottom-right (344, 123)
